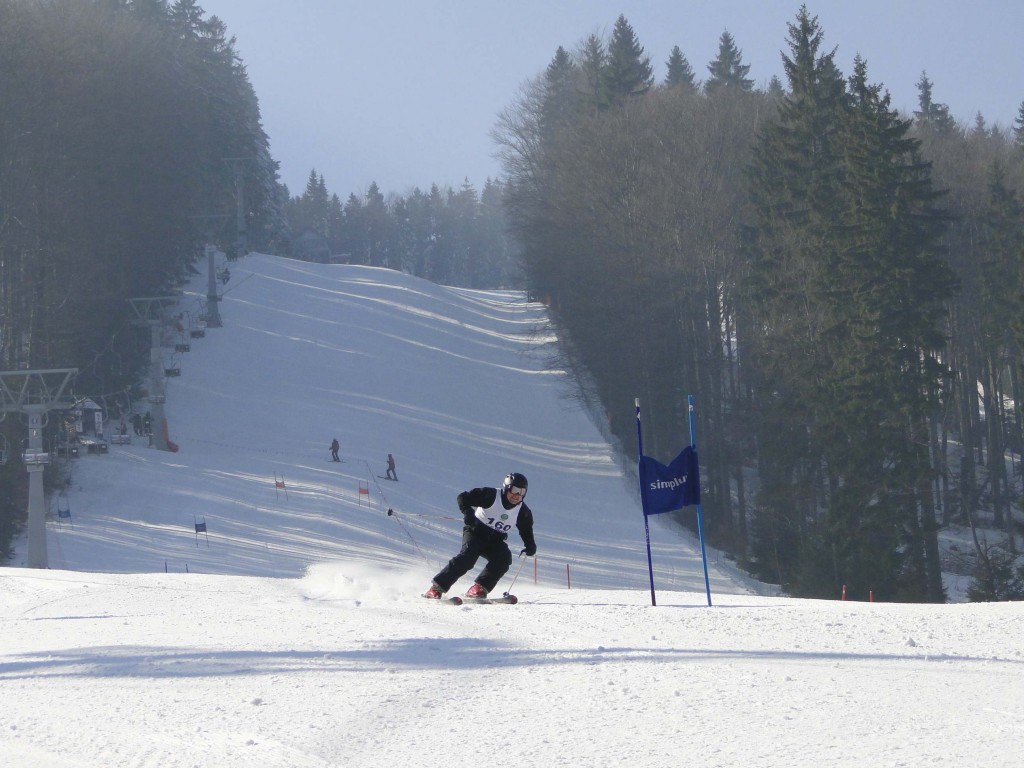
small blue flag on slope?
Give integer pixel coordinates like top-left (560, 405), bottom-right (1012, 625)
top-left (639, 446), bottom-right (700, 516)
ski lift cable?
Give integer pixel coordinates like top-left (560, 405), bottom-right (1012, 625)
top-left (217, 270), bottom-right (255, 298)
top-left (365, 459), bottom-right (432, 566)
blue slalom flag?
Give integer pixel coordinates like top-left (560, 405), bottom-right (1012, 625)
top-left (194, 521), bottom-right (207, 533)
top-left (639, 446), bottom-right (700, 516)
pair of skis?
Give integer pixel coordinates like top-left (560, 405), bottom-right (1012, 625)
top-left (426, 593), bottom-right (518, 605)
top-left (424, 553), bottom-right (526, 606)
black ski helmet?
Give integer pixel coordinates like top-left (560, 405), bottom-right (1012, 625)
top-left (502, 472), bottom-right (528, 497)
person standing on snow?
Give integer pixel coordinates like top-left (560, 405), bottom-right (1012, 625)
top-left (330, 438), bottom-right (340, 462)
top-left (426, 472), bottom-right (537, 599)
top-left (385, 453), bottom-right (398, 481)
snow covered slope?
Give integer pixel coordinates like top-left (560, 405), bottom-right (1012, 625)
top-left (4, 254), bottom-right (1022, 768)
top-left (17, 253), bottom-right (748, 595)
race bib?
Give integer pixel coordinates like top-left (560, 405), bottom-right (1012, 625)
top-left (474, 493), bottom-right (520, 534)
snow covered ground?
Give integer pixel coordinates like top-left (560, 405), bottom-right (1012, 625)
top-left (3, 253), bottom-right (1022, 767)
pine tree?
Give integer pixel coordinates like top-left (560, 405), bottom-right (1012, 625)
top-left (302, 170), bottom-right (329, 238)
top-left (169, 0), bottom-right (204, 34)
top-left (745, 8), bottom-right (954, 600)
top-left (363, 182), bottom-right (391, 268)
top-left (1013, 101), bottom-right (1024, 150)
top-left (540, 46), bottom-right (579, 137)
top-left (479, 179), bottom-right (517, 287)
top-left (914, 72), bottom-right (956, 135)
top-left (832, 56), bottom-right (954, 601)
top-left (340, 193), bottom-right (363, 263)
top-left (604, 15), bottom-right (654, 99)
top-left (664, 45), bottom-right (697, 90)
top-left (705, 30), bottom-right (753, 94)
top-left (326, 193), bottom-right (344, 257)
top-left (577, 34), bottom-right (610, 111)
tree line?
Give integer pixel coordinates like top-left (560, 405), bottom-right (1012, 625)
top-left (282, 172), bottom-right (519, 289)
top-left (0, 0), bottom-right (280, 557)
top-left (494, 9), bottom-right (1024, 601)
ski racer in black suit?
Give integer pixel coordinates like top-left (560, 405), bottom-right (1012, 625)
top-left (426, 472), bottom-right (536, 599)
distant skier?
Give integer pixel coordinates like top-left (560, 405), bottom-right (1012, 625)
top-left (330, 438), bottom-right (340, 462)
top-left (425, 472), bottom-right (536, 600)
top-left (385, 453), bottom-right (398, 481)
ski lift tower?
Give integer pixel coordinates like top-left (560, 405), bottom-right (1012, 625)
top-left (224, 156), bottom-right (255, 257)
top-left (204, 243), bottom-right (223, 328)
top-left (189, 214), bottom-right (230, 329)
top-left (128, 297), bottom-right (179, 452)
top-left (0, 367), bottom-right (77, 568)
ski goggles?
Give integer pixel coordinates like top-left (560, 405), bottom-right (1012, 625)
top-left (507, 485), bottom-right (527, 498)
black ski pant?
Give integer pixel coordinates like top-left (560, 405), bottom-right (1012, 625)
top-left (433, 524), bottom-right (512, 593)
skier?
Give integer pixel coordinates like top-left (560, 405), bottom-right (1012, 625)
top-left (425, 472), bottom-right (537, 600)
top-left (330, 438), bottom-right (340, 462)
top-left (385, 453), bottom-right (398, 481)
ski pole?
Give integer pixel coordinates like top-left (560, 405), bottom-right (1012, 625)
top-left (504, 552), bottom-right (528, 597)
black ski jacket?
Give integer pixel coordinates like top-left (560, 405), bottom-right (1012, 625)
top-left (456, 486), bottom-right (536, 555)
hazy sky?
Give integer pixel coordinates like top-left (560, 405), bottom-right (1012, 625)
top-left (199, 0), bottom-right (1024, 198)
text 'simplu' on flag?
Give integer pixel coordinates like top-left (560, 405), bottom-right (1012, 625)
top-left (639, 446), bottom-right (700, 516)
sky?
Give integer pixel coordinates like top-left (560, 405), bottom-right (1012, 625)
top-left (3, 253), bottom-right (1021, 767)
top-left (198, 0), bottom-right (1024, 198)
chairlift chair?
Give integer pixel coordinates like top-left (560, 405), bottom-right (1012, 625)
top-left (56, 492), bottom-right (71, 519)
top-left (21, 437), bottom-right (51, 466)
top-left (165, 351), bottom-right (182, 377)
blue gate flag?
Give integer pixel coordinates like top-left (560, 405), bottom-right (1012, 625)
top-left (639, 446), bottom-right (700, 515)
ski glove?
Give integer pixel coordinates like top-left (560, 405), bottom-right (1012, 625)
top-left (521, 546), bottom-right (536, 557)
